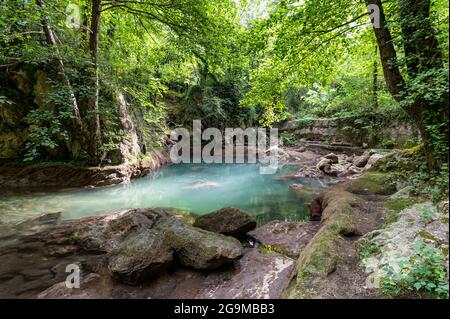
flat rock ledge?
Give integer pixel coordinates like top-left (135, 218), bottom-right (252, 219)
top-left (248, 221), bottom-right (320, 258)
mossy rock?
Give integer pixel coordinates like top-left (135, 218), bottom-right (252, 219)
top-left (417, 230), bottom-right (439, 242)
top-left (384, 198), bottom-right (421, 225)
top-left (342, 172), bottom-right (397, 196)
top-left (370, 144), bottom-right (424, 172)
top-left (289, 190), bottom-right (360, 298)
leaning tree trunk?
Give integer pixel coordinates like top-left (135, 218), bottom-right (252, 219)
top-left (365, 0), bottom-right (448, 169)
top-left (87, 0), bottom-right (102, 165)
top-left (36, 0), bottom-right (85, 159)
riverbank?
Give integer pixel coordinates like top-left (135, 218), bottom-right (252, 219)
top-left (0, 149), bottom-right (171, 192)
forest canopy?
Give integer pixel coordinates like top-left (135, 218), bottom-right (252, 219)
top-left (0, 0), bottom-right (448, 168)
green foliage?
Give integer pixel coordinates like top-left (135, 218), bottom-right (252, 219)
top-left (358, 237), bottom-right (381, 260)
top-left (380, 241), bottom-right (449, 299)
top-left (280, 131), bottom-right (299, 146)
top-left (409, 161), bottom-right (449, 203)
top-left (381, 139), bottom-right (395, 149)
top-left (22, 109), bottom-right (70, 162)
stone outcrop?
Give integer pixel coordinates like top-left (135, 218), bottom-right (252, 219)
top-left (0, 208), bottom-right (243, 297)
top-left (280, 117), bottom-right (415, 148)
top-left (0, 149), bottom-right (170, 190)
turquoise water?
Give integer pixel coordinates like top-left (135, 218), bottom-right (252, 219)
top-left (0, 163), bottom-right (325, 225)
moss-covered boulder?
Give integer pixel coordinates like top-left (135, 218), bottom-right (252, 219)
top-left (156, 216), bottom-right (243, 269)
top-left (108, 231), bottom-right (173, 284)
top-left (341, 172), bottom-right (397, 195)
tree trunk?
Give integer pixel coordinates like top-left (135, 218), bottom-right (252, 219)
top-left (87, 0), bottom-right (102, 164)
top-left (398, 0), bottom-right (449, 168)
top-left (366, 0), bottom-right (448, 169)
top-left (372, 45), bottom-right (378, 109)
top-left (36, 0), bottom-right (85, 159)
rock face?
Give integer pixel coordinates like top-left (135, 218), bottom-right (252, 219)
top-left (193, 208), bottom-right (256, 239)
top-left (0, 208), bottom-right (243, 297)
top-left (0, 149), bottom-right (171, 190)
top-left (248, 221), bottom-right (320, 258)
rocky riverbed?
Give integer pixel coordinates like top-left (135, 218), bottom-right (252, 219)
top-left (0, 207), bottom-right (319, 299)
top-left (1, 143), bottom-right (446, 299)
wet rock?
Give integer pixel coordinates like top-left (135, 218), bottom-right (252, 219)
top-left (353, 152), bottom-right (371, 168)
top-left (107, 231), bottom-right (173, 284)
top-left (15, 212), bottom-right (61, 230)
top-left (324, 153), bottom-right (339, 164)
top-left (156, 217), bottom-right (243, 269)
top-left (316, 158), bottom-right (332, 171)
top-left (199, 249), bottom-right (295, 299)
top-left (308, 196), bottom-right (323, 221)
top-left (248, 221), bottom-right (320, 257)
top-left (0, 149), bottom-right (170, 190)
top-left (193, 208), bottom-right (256, 238)
top-left (37, 273), bottom-right (105, 299)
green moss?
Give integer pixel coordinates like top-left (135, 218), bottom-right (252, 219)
top-left (343, 172), bottom-right (397, 195)
top-left (418, 230), bottom-right (439, 242)
top-left (384, 198), bottom-right (420, 224)
top-left (370, 145), bottom-right (424, 173)
top-left (259, 244), bottom-right (289, 256)
top-left (441, 217), bottom-right (449, 225)
top-left (290, 190), bottom-right (359, 298)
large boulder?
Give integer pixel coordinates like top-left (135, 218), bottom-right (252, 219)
top-left (316, 158), bottom-right (332, 171)
top-left (193, 207), bottom-right (256, 238)
top-left (107, 231), bottom-right (173, 284)
top-left (324, 153), bottom-right (339, 164)
top-left (156, 216), bottom-right (243, 269)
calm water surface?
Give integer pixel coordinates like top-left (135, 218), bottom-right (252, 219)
top-left (0, 163), bottom-right (326, 225)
